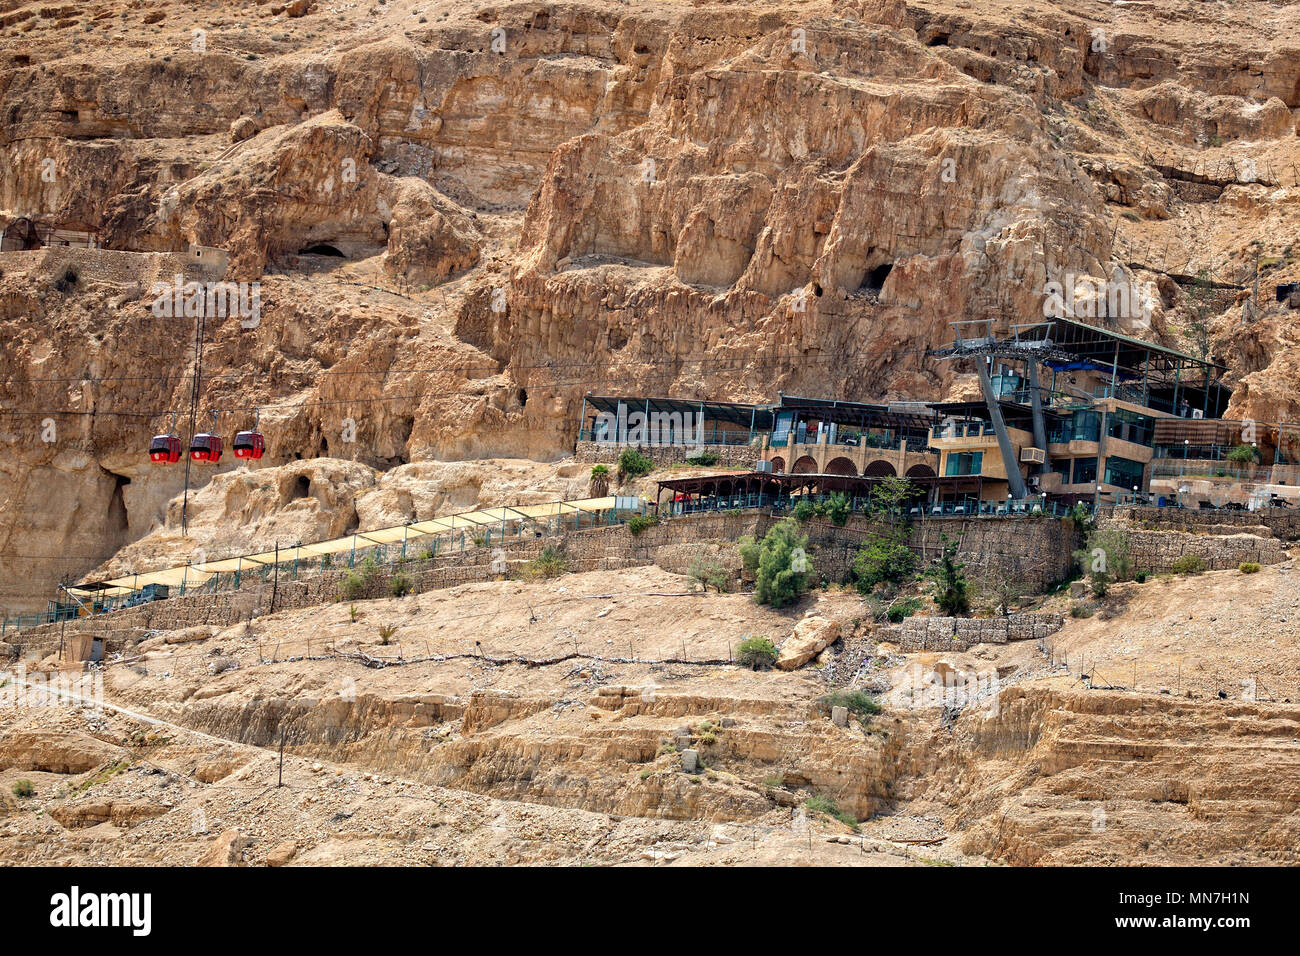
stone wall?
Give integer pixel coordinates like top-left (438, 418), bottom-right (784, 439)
top-left (792, 514), bottom-right (1077, 592)
top-left (1120, 529), bottom-right (1285, 571)
top-left (1099, 508), bottom-right (1291, 571)
top-left (1105, 506), bottom-right (1300, 541)
top-left (879, 613), bottom-right (1064, 652)
top-left (5, 511), bottom-right (1076, 655)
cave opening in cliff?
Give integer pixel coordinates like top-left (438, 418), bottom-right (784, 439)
top-left (927, 33), bottom-right (950, 47)
top-left (299, 243), bottom-right (346, 258)
top-left (105, 472), bottom-right (130, 552)
top-left (292, 475), bottom-right (311, 500)
top-left (517, 388), bottom-right (528, 408)
top-left (863, 263), bottom-right (893, 293)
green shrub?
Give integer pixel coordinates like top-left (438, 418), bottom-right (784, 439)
top-left (819, 492), bottom-right (852, 527)
top-left (735, 635), bottom-right (778, 669)
top-left (818, 689), bottom-right (882, 717)
top-left (377, 624), bottom-right (397, 645)
top-left (1239, 561), bottom-right (1261, 574)
top-left (882, 596), bottom-right (924, 622)
top-left (11, 779), bottom-right (33, 798)
top-left (339, 571), bottom-right (367, 601)
top-left (388, 571), bottom-right (413, 597)
top-left (617, 448), bottom-right (653, 480)
top-left (1065, 502), bottom-right (1095, 534)
top-left (1226, 444), bottom-right (1257, 464)
top-left (1133, 570), bottom-right (1149, 584)
top-left (737, 518), bottom-right (814, 608)
top-left (792, 499), bottom-right (816, 522)
top-left (806, 794), bottom-right (858, 830)
top-left (522, 546), bottom-right (567, 579)
top-left (852, 531), bottom-right (917, 593)
top-left (627, 514), bottom-right (659, 536)
top-left (685, 451), bottom-right (719, 467)
top-left (1170, 554), bottom-right (1207, 576)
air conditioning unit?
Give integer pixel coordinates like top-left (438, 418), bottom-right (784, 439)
top-left (1020, 447), bottom-right (1046, 464)
top-left (755, 460), bottom-right (774, 473)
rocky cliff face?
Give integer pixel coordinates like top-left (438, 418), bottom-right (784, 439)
top-left (1, 0), bottom-right (1299, 609)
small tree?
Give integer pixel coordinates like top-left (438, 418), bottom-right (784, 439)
top-left (1226, 444), bottom-right (1257, 464)
top-left (1074, 526), bottom-right (1133, 593)
top-left (988, 578), bottom-right (1025, 616)
top-left (589, 464), bottom-right (611, 497)
top-left (738, 518), bottom-right (814, 608)
top-left (869, 475), bottom-right (917, 527)
top-left (819, 492), bottom-right (852, 527)
top-left (688, 549), bottom-right (730, 593)
top-left (851, 531), bottom-right (917, 594)
top-left (388, 571), bottom-right (413, 597)
top-left (792, 498), bottom-right (816, 522)
top-left (617, 448), bottom-right (653, 481)
top-left (927, 536), bottom-right (970, 616)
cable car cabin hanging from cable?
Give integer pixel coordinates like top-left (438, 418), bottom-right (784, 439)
top-left (233, 429), bottom-right (264, 459)
top-left (189, 432), bottom-right (223, 463)
top-left (148, 434), bottom-right (182, 464)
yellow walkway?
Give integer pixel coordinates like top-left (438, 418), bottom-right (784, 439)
top-left (68, 496), bottom-right (629, 599)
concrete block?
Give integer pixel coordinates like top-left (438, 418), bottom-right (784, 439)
top-left (831, 705), bottom-right (848, 727)
top-left (681, 749), bottom-right (699, 773)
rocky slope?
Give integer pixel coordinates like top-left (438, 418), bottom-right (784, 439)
top-left (5, 558), bottom-right (1298, 865)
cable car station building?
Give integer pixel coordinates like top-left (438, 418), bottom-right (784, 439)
top-left (578, 316), bottom-right (1238, 512)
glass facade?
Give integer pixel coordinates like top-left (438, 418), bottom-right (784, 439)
top-left (1072, 457), bottom-right (1098, 484)
top-left (1103, 455), bottom-right (1145, 488)
top-left (1050, 410), bottom-right (1101, 443)
top-left (1106, 408), bottom-right (1155, 446)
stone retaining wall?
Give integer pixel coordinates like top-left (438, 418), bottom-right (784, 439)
top-left (1106, 506), bottom-right (1300, 541)
top-left (1120, 529), bottom-right (1285, 571)
top-left (1099, 509), bottom-right (1291, 570)
top-left (879, 613), bottom-right (1065, 652)
top-left (4, 511), bottom-right (1076, 656)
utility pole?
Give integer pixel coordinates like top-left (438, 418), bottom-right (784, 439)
top-left (270, 541), bottom-right (279, 613)
top-left (180, 301), bottom-right (209, 537)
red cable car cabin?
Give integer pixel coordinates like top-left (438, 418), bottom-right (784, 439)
top-left (233, 430), bottom-right (265, 460)
top-left (189, 433), bottom-right (223, 463)
top-left (149, 434), bottom-right (182, 464)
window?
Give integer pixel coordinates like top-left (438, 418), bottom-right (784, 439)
top-left (945, 451), bottom-right (983, 476)
top-left (1071, 457), bottom-right (1098, 485)
top-left (1107, 409), bottom-right (1155, 446)
top-left (1051, 411), bottom-right (1100, 443)
top-left (1104, 456), bottom-right (1145, 488)
top-left (1070, 411), bottom-right (1101, 442)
